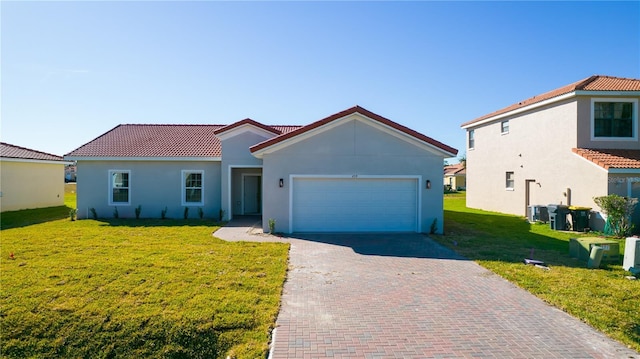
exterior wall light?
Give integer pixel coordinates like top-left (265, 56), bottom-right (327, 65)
top-left (426, 180), bottom-right (431, 189)
top-left (279, 178), bottom-right (284, 188)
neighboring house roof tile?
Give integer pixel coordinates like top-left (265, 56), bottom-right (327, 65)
top-left (1, 142), bottom-right (64, 161)
top-left (444, 164), bottom-right (466, 175)
top-left (250, 105), bottom-right (458, 156)
top-left (462, 75), bottom-right (640, 127)
top-left (572, 148), bottom-right (640, 170)
top-left (65, 124), bottom-right (303, 158)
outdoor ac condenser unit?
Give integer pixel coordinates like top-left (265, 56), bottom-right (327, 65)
top-left (623, 237), bottom-right (640, 271)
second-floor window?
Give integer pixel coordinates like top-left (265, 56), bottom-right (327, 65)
top-left (468, 130), bottom-right (475, 149)
top-left (501, 120), bottom-right (509, 134)
top-left (592, 100), bottom-right (636, 139)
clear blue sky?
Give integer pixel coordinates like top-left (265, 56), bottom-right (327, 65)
top-left (2, 1), bottom-right (639, 161)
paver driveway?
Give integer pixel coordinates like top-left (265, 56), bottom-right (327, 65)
top-left (215, 223), bottom-right (639, 358)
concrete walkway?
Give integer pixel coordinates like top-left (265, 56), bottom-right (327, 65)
top-left (214, 220), bottom-right (639, 359)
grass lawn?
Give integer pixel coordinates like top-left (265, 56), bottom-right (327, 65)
top-left (1, 186), bottom-right (289, 358)
top-left (433, 192), bottom-right (639, 352)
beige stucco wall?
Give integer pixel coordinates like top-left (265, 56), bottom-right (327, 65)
top-left (466, 98), bottom-right (611, 218)
top-left (259, 116), bottom-right (449, 234)
top-left (0, 160), bottom-right (65, 212)
top-left (75, 160), bottom-right (221, 219)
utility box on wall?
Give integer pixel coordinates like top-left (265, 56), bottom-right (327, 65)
top-left (623, 237), bottom-right (640, 271)
top-left (569, 237), bottom-right (620, 263)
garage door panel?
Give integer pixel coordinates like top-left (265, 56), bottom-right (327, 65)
top-left (292, 177), bottom-right (418, 232)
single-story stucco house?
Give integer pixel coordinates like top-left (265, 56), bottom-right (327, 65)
top-left (65, 106), bottom-right (457, 234)
top-left (1, 142), bottom-right (69, 212)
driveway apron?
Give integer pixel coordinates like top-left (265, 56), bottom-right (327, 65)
top-left (214, 226), bottom-right (639, 358)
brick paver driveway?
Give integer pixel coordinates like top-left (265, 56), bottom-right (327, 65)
top-left (268, 233), bottom-right (638, 359)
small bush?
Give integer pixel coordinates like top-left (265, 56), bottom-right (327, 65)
top-left (268, 218), bottom-right (276, 234)
top-left (69, 208), bottom-right (77, 221)
top-left (89, 208), bottom-right (97, 220)
top-left (113, 207), bottom-right (119, 219)
top-left (183, 207), bottom-right (189, 220)
top-left (161, 207), bottom-right (168, 219)
top-left (135, 205), bottom-right (142, 219)
top-left (593, 194), bottom-right (638, 237)
top-left (430, 218), bottom-right (438, 234)
top-left (219, 209), bottom-right (226, 222)
top-left (198, 207), bottom-right (204, 219)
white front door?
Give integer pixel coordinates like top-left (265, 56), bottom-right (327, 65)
top-left (243, 175), bottom-right (261, 215)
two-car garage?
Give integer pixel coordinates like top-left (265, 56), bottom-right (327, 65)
top-left (290, 177), bottom-right (419, 233)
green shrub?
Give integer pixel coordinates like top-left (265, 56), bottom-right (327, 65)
top-left (89, 208), bottom-right (98, 220)
top-left (268, 218), bottom-right (276, 234)
top-left (135, 205), bottom-right (142, 219)
top-left (593, 194), bottom-right (638, 237)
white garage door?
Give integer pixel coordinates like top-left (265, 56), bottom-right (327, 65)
top-left (291, 177), bottom-right (418, 232)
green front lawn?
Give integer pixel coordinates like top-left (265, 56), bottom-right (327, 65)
top-left (1, 204), bottom-right (288, 358)
top-left (434, 193), bottom-right (639, 352)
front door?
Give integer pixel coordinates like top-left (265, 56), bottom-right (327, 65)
top-left (243, 175), bottom-right (261, 215)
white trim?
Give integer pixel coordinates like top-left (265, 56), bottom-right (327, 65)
top-left (108, 169), bottom-right (131, 206)
top-left (226, 165), bottom-right (263, 220)
top-left (253, 112), bottom-right (456, 158)
top-left (241, 173), bottom-right (262, 215)
top-left (288, 174), bottom-right (422, 233)
top-left (64, 156), bottom-right (221, 162)
top-left (1, 157), bottom-right (73, 165)
top-left (461, 92), bottom-right (576, 129)
top-left (215, 124), bottom-right (279, 141)
top-left (181, 170), bottom-right (204, 206)
top-left (590, 98), bottom-right (638, 141)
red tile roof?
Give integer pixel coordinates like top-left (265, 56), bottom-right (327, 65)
top-left (1, 142), bottom-right (64, 161)
top-left (250, 106), bottom-right (458, 156)
top-left (65, 124), bottom-right (303, 158)
top-left (462, 75), bottom-right (640, 127)
top-left (572, 148), bottom-right (640, 170)
top-left (214, 119), bottom-right (283, 136)
top-left (66, 107), bottom-right (456, 158)
top-left (444, 163), bottom-right (466, 175)
top-left (66, 125), bottom-right (226, 157)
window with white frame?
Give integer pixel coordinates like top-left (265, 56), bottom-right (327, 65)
top-left (506, 171), bottom-right (514, 190)
top-left (592, 99), bottom-right (637, 139)
top-left (182, 170), bottom-right (204, 206)
top-left (501, 120), bottom-right (509, 134)
top-left (109, 170), bottom-right (130, 205)
top-left (468, 129), bottom-right (475, 149)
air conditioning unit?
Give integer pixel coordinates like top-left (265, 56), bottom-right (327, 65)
top-left (623, 237), bottom-right (640, 271)
top-left (528, 205), bottom-right (549, 223)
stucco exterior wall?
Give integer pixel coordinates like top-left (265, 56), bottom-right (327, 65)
top-left (76, 160), bottom-right (220, 219)
top-left (466, 99), bottom-right (610, 217)
top-left (260, 118), bottom-right (447, 234)
top-left (0, 160), bottom-right (65, 212)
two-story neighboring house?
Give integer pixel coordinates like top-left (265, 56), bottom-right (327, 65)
top-left (460, 75), bottom-right (640, 232)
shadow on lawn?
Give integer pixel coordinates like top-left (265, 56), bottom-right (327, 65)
top-left (437, 208), bottom-right (617, 269)
top-left (0, 206), bottom-right (72, 230)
